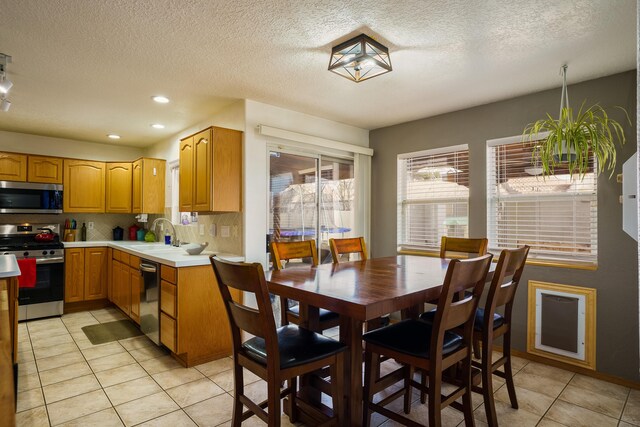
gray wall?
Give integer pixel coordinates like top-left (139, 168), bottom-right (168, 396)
top-left (370, 71), bottom-right (638, 381)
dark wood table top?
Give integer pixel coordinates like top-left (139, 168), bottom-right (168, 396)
top-left (267, 255), bottom-right (466, 321)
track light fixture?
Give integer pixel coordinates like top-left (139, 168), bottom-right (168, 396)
top-left (0, 97), bottom-right (10, 112)
top-left (0, 53), bottom-right (12, 111)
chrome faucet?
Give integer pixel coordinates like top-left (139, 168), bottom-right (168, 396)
top-left (151, 218), bottom-right (180, 247)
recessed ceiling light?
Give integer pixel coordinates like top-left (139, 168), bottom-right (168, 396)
top-left (151, 123), bottom-right (165, 129)
top-left (152, 95), bottom-right (170, 104)
top-left (107, 134), bottom-right (121, 140)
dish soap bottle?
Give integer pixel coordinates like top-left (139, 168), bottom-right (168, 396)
top-left (81, 223), bottom-right (87, 241)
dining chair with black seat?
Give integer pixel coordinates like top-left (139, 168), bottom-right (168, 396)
top-left (362, 254), bottom-right (493, 427)
top-left (440, 236), bottom-right (488, 259)
top-left (471, 245), bottom-right (529, 427)
top-left (210, 256), bottom-right (346, 426)
top-left (271, 240), bottom-right (340, 331)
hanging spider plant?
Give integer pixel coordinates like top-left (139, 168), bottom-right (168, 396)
top-left (523, 65), bottom-right (629, 179)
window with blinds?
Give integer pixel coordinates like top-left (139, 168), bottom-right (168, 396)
top-left (487, 139), bottom-right (597, 265)
top-left (397, 145), bottom-right (469, 252)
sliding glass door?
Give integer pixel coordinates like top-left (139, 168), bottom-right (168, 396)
top-left (268, 150), bottom-right (355, 267)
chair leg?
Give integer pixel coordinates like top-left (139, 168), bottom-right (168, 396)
top-left (461, 355), bottom-right (475, 427)
top-left (287, 376), bottom-right (298, 423)
top-left (362, 349), bottom-right (376, 427)
top-left (481, 338), bottom-right (498, 427)
top-left (330, 352), bottom-right (345, 425)
top-left (428, 368), bottom-right (442, 427)
top-left (420, 369), bottom-right (427, 404)
top-left (503, 332), bottom-right (518, 409)
top-left (404, 365), bottom-right (414, 414)
top-left (232, 364), bottom-right (244, 427)
top-left (473, 336), bottom-right (481, 359)
top-left (267, 375), bottom-right (281, 427)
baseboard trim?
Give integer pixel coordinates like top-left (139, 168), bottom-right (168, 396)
top-left (495, 345), bottom-right (640, 390)
top-left (64, 299), bottom-right (112, 314)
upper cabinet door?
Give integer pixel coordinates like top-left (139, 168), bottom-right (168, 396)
top-left (212, 127), bottom-right (243, 212)
top-left (27, 155), bottom-right (63, 183)
top-left (141, 158), bottom-right (165, 214)
top-left (132, 159), bottom-right (142, 213)
top-left (63, 159), bottom-right (106, 212)
top-left (193, 129), bottom-right (212, 212)
top-left (0, 152), bottom-right (27, 182)
top-left (179, 137), bottom-right (194, 212)
top-left (105, 162), bottom-right (132, 213)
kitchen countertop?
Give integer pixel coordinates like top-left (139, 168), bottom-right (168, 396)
top-left (0, 254), bottom-right (20, 278)
top-left (63, 241), bottom-right (243, 267)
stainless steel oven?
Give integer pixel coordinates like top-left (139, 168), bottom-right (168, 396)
top-left (0, 224), bottom-right (65, 320)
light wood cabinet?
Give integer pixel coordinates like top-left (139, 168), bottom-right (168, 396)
top-left (27, 155), bottom-right (63, 183)
top-left (131, 158), bottom-right (165, 214)
top-left (109, 249), bottom-right (141, 322)
top-left (0, 152), bottom-right (27, 182)
top-left (159, 264), bottom-right (238, 366)
top-left (84, 248), bottom-right (108, 300)
top-left (105, 162), bottom-right (132, 213)
top-left (179, 127), bottom-right (242, 213)
top-left (63, 159), bottom-right (106, 212)
top-left (178, 138), bottom-right (193, 212)
top-left (64, 247), bottom-right (108, 303)
top-left (64, 248), bottom-right (85, 303)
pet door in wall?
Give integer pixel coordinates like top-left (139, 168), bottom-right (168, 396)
top-left (527, 281), bottom-right (596, 370)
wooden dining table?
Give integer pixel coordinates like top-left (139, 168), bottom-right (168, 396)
top-left (266, 255), bottom-right (494, 426)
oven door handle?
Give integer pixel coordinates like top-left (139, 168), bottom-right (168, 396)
top-left (34, 257), bottom-right (64, 264)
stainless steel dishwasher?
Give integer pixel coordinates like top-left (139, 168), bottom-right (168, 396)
top-left (139, 260), bottom-right (160, 345)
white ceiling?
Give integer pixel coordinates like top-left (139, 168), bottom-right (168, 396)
top-left (0, 0), bottom-right (636, 147)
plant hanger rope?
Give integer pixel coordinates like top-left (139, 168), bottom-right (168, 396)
top-left (559, 65), bottom-right (569, 118)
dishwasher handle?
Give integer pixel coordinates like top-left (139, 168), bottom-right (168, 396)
top-left (140, 263), bottom-right (157, 273)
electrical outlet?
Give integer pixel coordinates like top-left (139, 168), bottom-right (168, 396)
top-left (209, 224), bottom-right (217, 237)
top-left (87, 222), bottom-right (94, 230)
top-left (232, 225), bottom-right (238, 238)
top-left (199, 224), bottom-right (205, 236)
top-left (221, 226), bottom-right (230, 238)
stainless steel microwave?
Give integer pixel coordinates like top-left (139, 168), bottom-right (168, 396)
top-left (0, 181), bottom-right (63, 214)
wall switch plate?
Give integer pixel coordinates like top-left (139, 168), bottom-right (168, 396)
top-left (209, 224), bottom-right (217, 237)
top-left (87, 222), bottom-right (94, 230)
top-left (199, 224), bottom-right (205, 236)
top-left (221, 226), bottom-right (230, 238)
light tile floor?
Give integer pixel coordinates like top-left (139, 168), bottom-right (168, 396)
top-left (13, 308), bottom-right (640, 426)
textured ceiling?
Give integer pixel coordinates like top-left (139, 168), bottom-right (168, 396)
top-left (0, 0), bottom-right (636, 147)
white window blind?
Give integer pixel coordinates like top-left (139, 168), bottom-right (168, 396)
top-left (398, 145), bottom-right (469, 251)
top-left (487, 139), bottom-right (597, 265)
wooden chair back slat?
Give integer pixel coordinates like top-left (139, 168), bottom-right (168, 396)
top-left (488, 246), bottom-right (529, 317)
top-left (210, 257), bottom-right (278, 359)
top-left (432, 254), bottom-right (492, 349)
top-left (329, 237), bottom-right (367, 263)
top-left (440, 236), bottom-right (488, 259)
top-left (227, 301), bottom-right (266, 339)
top-left (271, 240), bottom-right (318, 270)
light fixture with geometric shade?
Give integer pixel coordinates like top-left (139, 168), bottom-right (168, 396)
top-left (328, 34), bottom-right (392, 83)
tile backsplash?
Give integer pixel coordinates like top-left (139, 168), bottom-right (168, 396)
top-left (0, 211), bottom-right (244, 255)
top-left (149, 210), bottom-right (243, 255)
top-left (0, 213), bottom-right (138, 241)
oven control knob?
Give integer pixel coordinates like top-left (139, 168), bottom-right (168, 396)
top-left (42, 251), bottom-right (48, 256)
top-left (23, 252), bottom-right (29, 257)
top-left (49, 250), bottom-right (55, 255)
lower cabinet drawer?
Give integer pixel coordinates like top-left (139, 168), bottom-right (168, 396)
top-left (160, 312), bottom-right (177, 353)
top-left (160, 280), bottom-right (177, 318)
